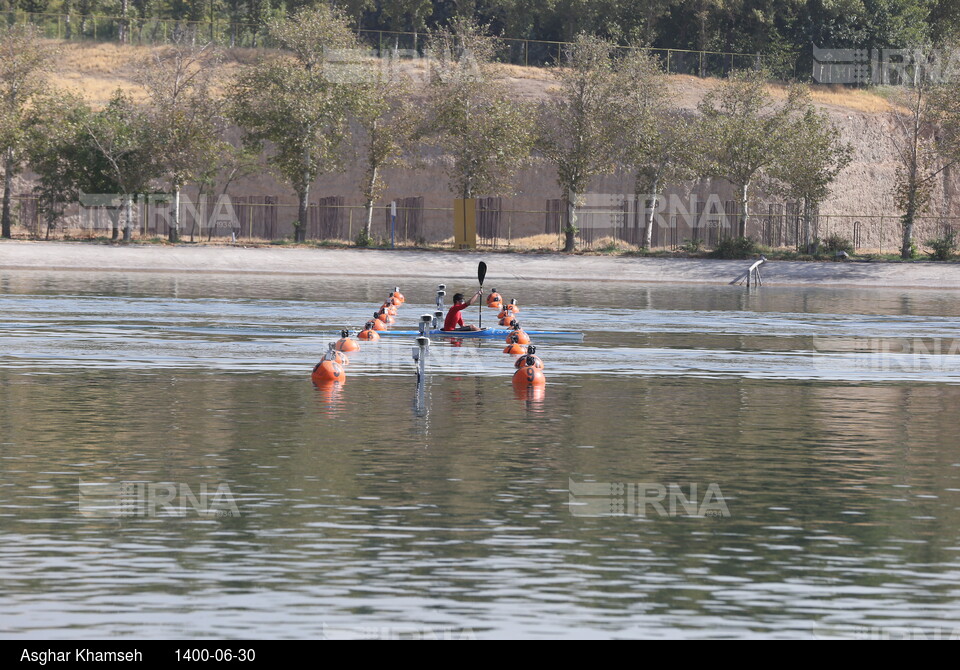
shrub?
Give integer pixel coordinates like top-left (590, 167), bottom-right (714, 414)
top-left (926, 231), bottom-right (958, 261)
top-left (711, 236), bottom-right (759, 259)
top-left (355, 228), bottom-right (373, 247)
top-left (822, 234), bottom-right (854, 255)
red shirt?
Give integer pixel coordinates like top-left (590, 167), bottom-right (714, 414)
top-left (443, 302), bottom-right (468, 331)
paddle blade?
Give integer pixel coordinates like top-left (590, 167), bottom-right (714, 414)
top-left (478, 261), bottom-right (487, 286)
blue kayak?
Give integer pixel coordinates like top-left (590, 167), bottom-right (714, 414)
top-left (377, 328), bottom-right (583, 341)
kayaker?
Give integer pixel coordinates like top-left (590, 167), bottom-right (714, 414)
top-left (443, 290), bottom-right (483, 332)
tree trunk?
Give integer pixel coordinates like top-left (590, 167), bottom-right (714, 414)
top-left (738, 182), bottom-right (749, 238)
top-left (110, 208), bottom-right (120, 241)
top-left (123, 194), bottom-right (133, 242)
top-left (563, 189), bottom-right (578, 253)
top-left (119, 0), bottom-right (129, 44)
top-left (297, 186), bottom-right (309, 243)
top-left (1, 149), bottom-right (13, 239)
top-left (169, 185), bottom-right (181, 243)
top-left (643, 177), bottom-right (660, 249)
top-left (363, 166), bottom-right (378, 237)
top-left (902, 188), bottom-right (917, 259)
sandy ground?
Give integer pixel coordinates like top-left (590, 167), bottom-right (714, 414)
top-left (3, 240), bottom-right (960, 289)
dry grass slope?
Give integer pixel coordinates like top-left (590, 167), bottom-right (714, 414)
top-left (46, 39), bottom-right (893, 114)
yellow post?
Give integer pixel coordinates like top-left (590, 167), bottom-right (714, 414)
top-left (453, 198), bottom-right (477, 249)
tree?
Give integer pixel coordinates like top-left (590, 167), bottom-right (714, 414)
top-left (23, 93), bottom-right (93, 239)
top-left (77, 0), bottom-right (98, 36)
top-left (331, 0), bottom-right (374, 30)
top-left (768, 107), bottom-right (853, 252)
top-left (697, 69), bottom-right (807, 238)
top-left (537, 33), bottom-right (620, 252)
top-left (424, 18), bottom-right (535, 202)
top-left (137, 37), bottom-right (228, 242)
top-left (0, 24), bottom-right (55, 239)
top-left (613, 45), bottom-right (698, 249)
top-left (889, 66), bottom-right (960, 258)
top-left (351, 56), bottom-right (416, 241)
top-left (246, 0), bottom-right (272, 47)
top-left (231, 5), bottom-right (358, 242)
top-left (82, 91), bottom-right (159, 241)
top-left (380, 0), bottom-right (433, 50)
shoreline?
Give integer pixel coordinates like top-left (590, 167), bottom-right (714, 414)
top-left (3, 240), bottom-right (960, 289)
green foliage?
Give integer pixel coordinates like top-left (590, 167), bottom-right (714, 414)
top-left (423, 18), bottom-right (535, 200)
top-left (24, 92), bottom-right (92, 234)
top-left (0, 23), bottom-right (56, 238)
top-left (769, 108), bottom-right (853, 209)
top-left (822, 233), bottom-right (854, 255)
top-left (613, 45), bottom-right (698, 248)
top-left (231, 6), bottom-right (359, 241)
top-left (926, 230), bottom-right (958, 260)
top-left (680, 238), bottom-right (704, 253)
top-left (711, 236), bottom-right (760, 259)
top-left (136, 37), bottom-right (227, 241)
top-left (697, 70), bottom-right (808, 236)
top-left (538, 33), bottom-right (620, 252)
top-left (355, 226), bottom-right (373, 247)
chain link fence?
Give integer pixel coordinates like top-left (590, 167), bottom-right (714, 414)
top-left (8, 192), bottom-right (958, 255)
top-left (5, 11), bottom-right (798, 78)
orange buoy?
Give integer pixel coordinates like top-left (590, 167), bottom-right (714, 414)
top-left (512, 365), bottom-right (545, 387)
top-left (514, 346), bottom-right (543, 369)
top-left (372, 312), bottom-right (389, 329)
top-left (505, 328), bottom-right (530, 345)
top-left (386, 296), bottom-right (401, 307)
top-left (391, 287), bottom-right (405, 303)
top-left (497, 309), bottom-right (511, 320)
top-left (504, 342), bottom-right (527, 355)
top-left (381, 302), bottom-right (398, 315)
top-left (334, 330), bottom-right (360, 352)
top-left (499, 316), bottom-right (517, 327)
top-left (330, 350), bottom-right (350, 365)
top-left (505, 299), bottom-right (520, 314)
top-left (358, 322), bottom-right (381, 341)
top-left (312, 359), bottom-right (346, 384)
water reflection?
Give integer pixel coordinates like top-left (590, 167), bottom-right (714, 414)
top-left (2, 272), bottom-right (960, 637)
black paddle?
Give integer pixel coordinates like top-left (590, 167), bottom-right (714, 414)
top-left (478, 261), bottom-right (487, 330)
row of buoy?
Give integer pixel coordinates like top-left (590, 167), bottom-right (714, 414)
top-left (312, 286), bottom-right (404, 384)
top-left (497, 295), bottom-right (546, 387)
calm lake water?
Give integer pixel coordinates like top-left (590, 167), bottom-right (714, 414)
top-left (1, 270), bottom-right (959, 639)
